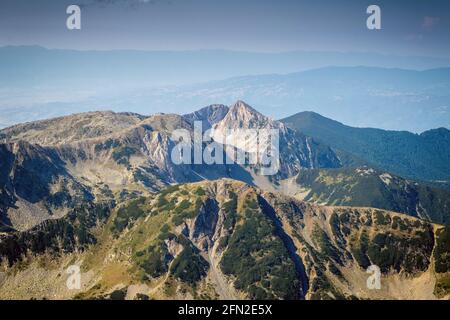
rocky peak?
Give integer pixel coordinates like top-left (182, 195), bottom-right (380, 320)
top-left (218, 100), bottom-right (273, 130)
top-left (183, 104), bottom-right (229, 130)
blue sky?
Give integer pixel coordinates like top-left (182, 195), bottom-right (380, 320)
top-left (0, 1), bottom-right (449, 132)
top-left (0, 0), bottom-right (449, 57)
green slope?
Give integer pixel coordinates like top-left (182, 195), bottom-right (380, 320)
top-left (293, 167), bottom-right (450, 225)
top-left (1, 179), bottom-right (449, 300)
top-left (282, 111), bottom-right (450, 185)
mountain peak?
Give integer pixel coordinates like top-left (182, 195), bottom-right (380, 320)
top-left (420, 127), bottom-right (450, 139)
top-left (229, 100), bottom-right (261, 116)
top-left (217, 100), bottom-right (271, 130)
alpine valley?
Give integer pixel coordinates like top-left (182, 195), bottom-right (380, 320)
top-left (0, 101), bottom-right (449, 300)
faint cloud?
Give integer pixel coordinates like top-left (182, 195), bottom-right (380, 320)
top-left (87, 0), bottom-right (170, 8)
top-left (405, 33), bottom-right (423, 41)
top-left (405, 16), bottom-right (440, 41)
top-left (422, 16), bottom-right (440, 30)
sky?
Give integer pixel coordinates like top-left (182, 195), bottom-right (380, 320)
top-left (0, 0), bottom-right (449, 57)
top-left (0, 0), bottom-right (449, 132)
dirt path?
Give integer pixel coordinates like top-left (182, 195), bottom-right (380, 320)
top-left (206, 251), bottom-right (238, 300)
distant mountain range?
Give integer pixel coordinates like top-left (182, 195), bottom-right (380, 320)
top-left (1, 101), bottom-right (450, 300)
top-left (148, 66), bottom-right (450, 132)
top-left (1, 46), bottom-right (450, 132)
top-left (2, 46), bottom-right (450, 88)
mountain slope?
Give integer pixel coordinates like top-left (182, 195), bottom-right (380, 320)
top-left (0, 179), bottom-right (448, 300)
top-left (1, 102), bottom-right (449, 232)
top-left (0, 100), bottom-right (342, 189)
top-left (279, 167), bottom-right (450, 225)
top-left (282, 111), bottom-right (450, 185)
top-left (0, 104), bottom-right (265, 230)
top-left (0, 141), bottom-right (94, 231)
top-left (211, 101), bottom-right (342, 178)
top-left (0, 111), bottom-right (146, 146)
top-left (0, 112), bottom-right (194, 231)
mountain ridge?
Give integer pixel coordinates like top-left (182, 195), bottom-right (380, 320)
top-left (279, 166), bottom-right (450, 225)
top-left (2, 56), bottom-right (450, 131)
top-left (1, 101), bottom-right (339, 230)
top-left (2, 102), bottom-right (450, 231)
top-left (282, 111), bottom-right (450, 184)
top-left (287, 110), bottom-right (450, 135)
top-left (0, 178), bottom-right (449, 300)
top-left (1, 100), bottom-right (450, 300)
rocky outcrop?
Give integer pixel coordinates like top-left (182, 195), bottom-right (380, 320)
top-left (0, 141), bottom-right (94, 231)
top-left (211, 101), bottom-right (342, 178)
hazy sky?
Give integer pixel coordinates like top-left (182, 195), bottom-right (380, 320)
top-left (0, 0), bottom-right (449, 57)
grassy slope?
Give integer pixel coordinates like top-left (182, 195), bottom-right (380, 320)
top-left (282, 111), bottom-right (450, 184)
top-left (289, 167), bottom-right (450, 225)
top-left (0, 179), bottom-right (449, 300)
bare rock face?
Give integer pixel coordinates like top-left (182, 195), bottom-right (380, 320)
top-left (190, 198), bottom-right (220, 251)
top-left (0, 101), bottom-right (341, 201)
top-left (212, 101), bottom-right (342, 178)
top-left (165, 237), bottom-right (184, 258)
top-left (0, 141), bottom-right (93, 231)
top-left (215, 100), bottom-right (272, 130)
top-left (0, 112), bottom-right (200, 230)
top-left (183, 104), bottom-right (229, 130)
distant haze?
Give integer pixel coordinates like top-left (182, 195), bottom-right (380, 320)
top-left (0, 47), bottom-right (450, 132)
top-left (1, 0), bottom-right (450, 132)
